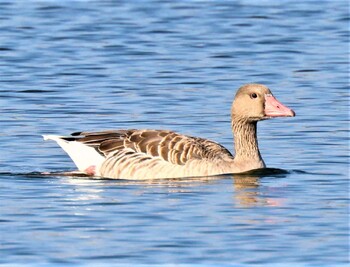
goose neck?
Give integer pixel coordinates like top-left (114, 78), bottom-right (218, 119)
top-left (231, 118), bottom-right (263, 162)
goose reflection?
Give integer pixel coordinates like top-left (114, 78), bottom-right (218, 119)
top-left (38, 168), bottom-right (288, 207)
top-left (232, 168), bottom-right (288, 207)
top-left (232, 174), bottom-right (261, 207)
top-left (108, 168), bottom-right (287, 208)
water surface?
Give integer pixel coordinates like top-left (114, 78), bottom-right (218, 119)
top-left (0, 1), bottom-right (349, 266)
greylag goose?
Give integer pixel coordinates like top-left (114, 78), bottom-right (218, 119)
top-left (43, 84), bottom-right (295, 179)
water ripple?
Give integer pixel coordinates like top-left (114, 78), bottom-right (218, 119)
top-left (0, 0), bottom-right (348, 266)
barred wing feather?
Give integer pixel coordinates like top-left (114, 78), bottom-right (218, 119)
top-left (68, 129), bottom-right (233, 165)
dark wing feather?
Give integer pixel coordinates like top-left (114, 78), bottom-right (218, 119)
top-left (64, 129), bottom-right (233, 164)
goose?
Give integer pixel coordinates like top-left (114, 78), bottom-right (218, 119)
top-left (43, 84), bottom-right (295, 179)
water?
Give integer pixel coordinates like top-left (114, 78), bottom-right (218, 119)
top-left (0, 0), bottom-right (349, 266)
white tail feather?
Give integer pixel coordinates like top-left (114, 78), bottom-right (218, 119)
top-left (43, 135), bottom-right (105, 173)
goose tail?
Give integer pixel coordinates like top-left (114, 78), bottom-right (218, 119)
top-left (42, 135), bottom-right (105, 175)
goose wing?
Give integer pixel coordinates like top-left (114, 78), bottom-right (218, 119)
top-left (66, 129), bottom-right (233, 165)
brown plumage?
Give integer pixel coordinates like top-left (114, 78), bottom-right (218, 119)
top-left (43, 84), bottom-right (295, 179)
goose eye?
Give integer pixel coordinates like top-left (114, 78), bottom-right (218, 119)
top-left (250, 93), bottom-right (258, 99)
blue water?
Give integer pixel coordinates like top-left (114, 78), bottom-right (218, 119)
top-left (0, 1), bottom-right (349, 266)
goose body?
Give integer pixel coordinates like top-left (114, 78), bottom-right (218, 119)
top-left (43, 84), bottom-right (295, 179)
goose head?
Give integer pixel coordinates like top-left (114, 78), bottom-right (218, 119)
top-left (231, 84), bottom-right (295, 122)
